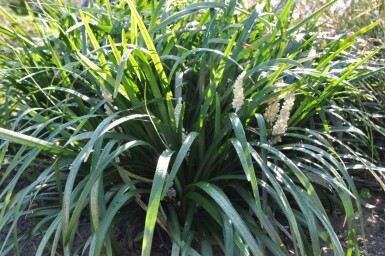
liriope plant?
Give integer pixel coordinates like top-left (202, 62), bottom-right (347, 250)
top-left (0, 0), bottom-right (384, 255)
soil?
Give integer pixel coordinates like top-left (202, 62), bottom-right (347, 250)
top-left (1, 165), bottom-right (385, 255)
top-left (1, 190), bottom-right (383, 255)
top-left (360, 192), bottom-right (385, 256)
top-left (0, 209), bottom-right (171, 256)
top-left (323, 189), bottom-right (385, 256)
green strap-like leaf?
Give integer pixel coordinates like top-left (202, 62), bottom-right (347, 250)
top-left (162, 132), bottom-right (199, 199)
top-left (91, 183), bottom-right (146, 255)
top-left (124, 0), bottom-right (169, 90)
top-left (142, 150), bottom-right (174, 256)
top-left (0, 127), bottom-right (76, 157)
top-left (196, 182), bottom-right (264, 256)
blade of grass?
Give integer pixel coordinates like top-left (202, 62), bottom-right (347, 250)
top-left (196, 182), bottom-right (264, 256)
top-left (142, 150), bottom-right (174, 256)
top-left (0, 127), bottom-right (76, 157)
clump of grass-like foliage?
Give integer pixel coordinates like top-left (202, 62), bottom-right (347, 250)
top-left (0, 0), bottom-right (384, 255)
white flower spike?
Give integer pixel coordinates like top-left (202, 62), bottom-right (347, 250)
top-left (232, 71), bottom-right (246, 112)
top-left (270, 92), bottom-right (295, 144)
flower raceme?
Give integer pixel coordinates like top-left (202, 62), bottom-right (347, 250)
top-left (264, 91), bottom-right (295, 144)
top-left (101, 87), bottom-right (114, 115)
top-left (231, 71), bottom-right (295, 144)
top-left (264, 97), bottom-right (280, 125)
top-left (232, 71), bottom-right (246, 112)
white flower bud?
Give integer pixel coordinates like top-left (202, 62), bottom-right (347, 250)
top-left (232, 71), bottom-right (246, 112)
top-left (101, 87), bottom-right (113, 103)
top-left (101, 87), bottom-right (115, 115)
top-left (270, 92), bottom-right (295, 144)
top-left (264, 98), bottom-right (280, 125)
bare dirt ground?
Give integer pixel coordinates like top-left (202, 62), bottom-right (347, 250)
top-left (1, 166), bottom-right (384, 255)
top-left (2, 190), bottom-right (384, 256)
top-left (323, 188), bottom-right (385, 256)
top-left (357, 190), bottom-right (385, 255)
